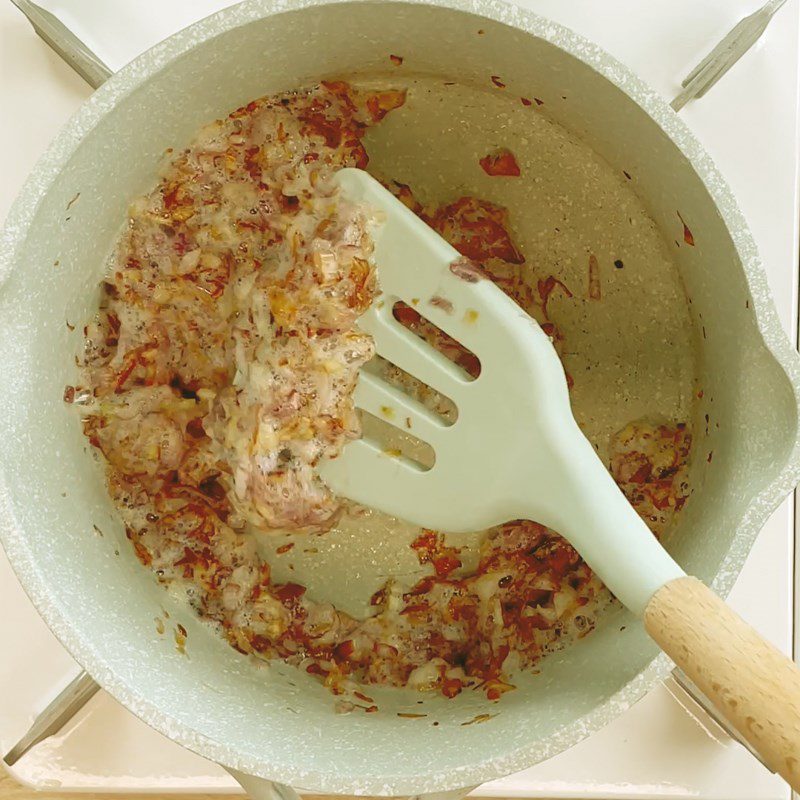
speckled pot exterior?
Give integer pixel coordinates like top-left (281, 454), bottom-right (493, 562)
top-left (1, 0), bottom-right (799, 796)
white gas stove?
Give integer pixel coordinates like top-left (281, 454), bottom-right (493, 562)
top-left (1, 1), bottom-right (798, 798)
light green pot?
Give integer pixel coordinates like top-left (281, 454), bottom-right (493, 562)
top-left (1, 0), bottom-right (799, 797)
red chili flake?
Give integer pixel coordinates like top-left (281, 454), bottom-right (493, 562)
top-left (172, 233), bottom-right (190, 257)
top-left (320, 80), bottom-right (356, 105)
top-left (707, 451), bottom-right (713, 463)
top-left (389, 54), bottom-right (404, 66)
top-left (365, 89), bottom-right (407, 122)
top-left (677, 212), bottom-right (695, 246)
top-left (370, 587), bottom-right (387, 606)
top-left (522, 559), bottom-right (563, 592)
top-left (348, 140), bottom-right (369, 168)
top-left (242, 145), bottom-right (262, 180)
top-left (278, 195), bottom-right (300, 213)
top-left (432, 554), bottom-right (461, 578)
top-left (354, 691), bottom-right (374, 703)
top-left (652, 493), bottom-right (673, 511)
top-left (697, 389), bottom-right (704, 398)
top-left (401, 603), bottom-right (429, 616)
top-left (334, 639), bottom-right (355, 661)
top-left (113, 354), bottom-right (139, 393)
top-left (174, 546), bottom-right (207, 576)
top-left (365, 705), bottom-right (379, 713)
top-left (442, 678), bottom-right (463, 698)
top-left (186, 418), bottom-right (206, 439)
top-left (249, 635), bottom-right (272, 653)
top-left (537, 275), bottom-right (573, 316)
top-left (520, 97), bottom-right (533, 106)
top-left (410, 528), bottom-right (461, 579)
top-left (306, 663), bottom-right (328, 677)
top-left (534, 97), bottom-right (544, 106)
top-left (299, 112), bottom-right (343, 149)
top-left (490, 75), bottom-right (506, 88)
top-left (479, 148), bottom-right (520, 177)
top-left (276, 542), bottom-right (295, 554)
top-left (411, 530), bottom-right (438, 562)
top-left (132, 540), bottom-right (152, 567)
top-left (106, 312), bottom-right (121, 334)
top-left (448, 596), bottom-right (477, 622)
top-left (588, 253), bottom-right (601, 300)
top-left (427, 196), bottom-right (524, 264)
top-left (405, 576), bottom-right (437, 598)
top-left (629, 462), bottom-right (653, 484)
top-left (162, 184), bottom-right (181, 211)
top-left (274, 582), bottom-right (306, 605)
top-left (520, 612), bottom-right (552, 636)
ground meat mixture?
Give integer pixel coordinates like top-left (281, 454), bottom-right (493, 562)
top-left (68, 81), bottom-right (692, 704)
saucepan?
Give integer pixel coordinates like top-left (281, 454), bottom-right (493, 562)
top-left (1, 0), bottom-right (799, 797)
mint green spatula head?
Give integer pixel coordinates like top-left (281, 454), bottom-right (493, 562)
top-left (319, 168), bottom-right (685, 616)
top-left (320, 174), bottom-right (800, 791)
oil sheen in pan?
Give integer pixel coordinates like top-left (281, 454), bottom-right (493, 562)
top-left (257, 75), bottom-right (696, 623)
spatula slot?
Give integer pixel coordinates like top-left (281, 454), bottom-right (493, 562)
top-left (357, 409), bottom-right (435, 471)
top-left (364, 357), bottom-right (458, 426)
top-left (353, 369), bottom-right (451, 449)
top-left (391, 300), bottom-right (482, 380)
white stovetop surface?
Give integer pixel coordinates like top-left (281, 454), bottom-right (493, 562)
top-left (1, 1), bottom-right (798, 798)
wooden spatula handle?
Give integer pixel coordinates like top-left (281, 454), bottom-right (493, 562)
top-left (644, 576), bottom-right (800, 790)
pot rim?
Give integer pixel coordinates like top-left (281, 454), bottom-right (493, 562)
top-left (2, 0), bottom-right (799, 794)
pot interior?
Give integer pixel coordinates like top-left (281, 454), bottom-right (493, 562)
top-left (0, 1), bottom-right (797, 793)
